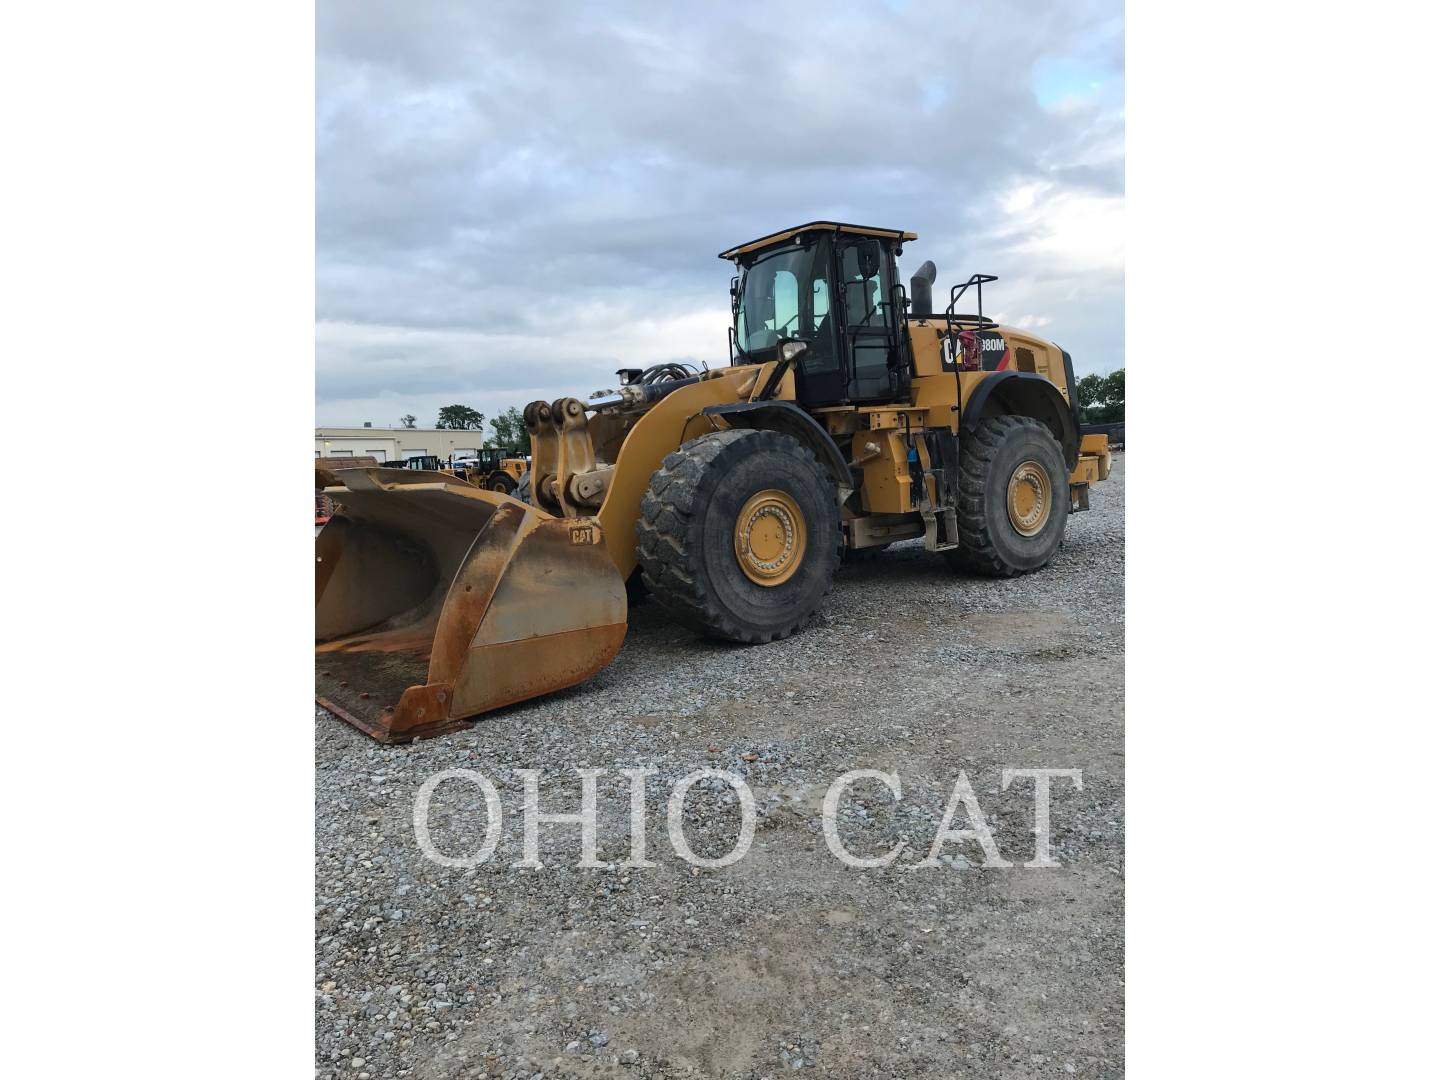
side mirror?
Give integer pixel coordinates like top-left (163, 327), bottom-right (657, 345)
top-left (857, 239), bottom-right (881, 279)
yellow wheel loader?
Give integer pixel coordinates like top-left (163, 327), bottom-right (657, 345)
top-left (316, 222), bottom-right (1111, 742)
top-left (450, 447), bottom-right (530, 494)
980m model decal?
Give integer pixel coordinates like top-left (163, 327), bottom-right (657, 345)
top-left (979, 330), bottom-right (1009, 370)
top-left (944, 329), bottom-right (1010, 371)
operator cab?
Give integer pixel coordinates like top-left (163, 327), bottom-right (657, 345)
top-left (720, 221), bottom-right (916, 408)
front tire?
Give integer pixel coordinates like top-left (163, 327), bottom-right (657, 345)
top-left (636, 429), bottom-right (842, 643)
top-left (948, 415), bottom-right (1069, 577)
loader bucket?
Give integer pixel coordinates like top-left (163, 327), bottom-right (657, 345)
top-left (315, 468), bottom-right (627, 743)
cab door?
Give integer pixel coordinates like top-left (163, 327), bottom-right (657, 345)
top-left (790, 238), bottom-right (846, 406)
top-left (837, 238), bottom-right (901, 403)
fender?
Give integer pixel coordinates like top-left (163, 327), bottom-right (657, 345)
top-left (596, 376), bottom-right (749, 579)
top-left (960, 372), bottom-right (1080, 468)
top-left (1060, 349), bottom-right (1083, 433)
top-left (703, 400), bottom-right (853, 493)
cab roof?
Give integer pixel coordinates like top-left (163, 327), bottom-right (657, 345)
top-left (718, 221), bottom-right (917, 260)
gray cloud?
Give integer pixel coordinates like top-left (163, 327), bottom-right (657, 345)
top-left (317, 0), bottom-right (1124, 428)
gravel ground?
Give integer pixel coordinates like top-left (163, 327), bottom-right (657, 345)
top-left (316, 454), bottom-right (1124, 1079)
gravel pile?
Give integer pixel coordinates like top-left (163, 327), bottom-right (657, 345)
top-left (317, 455), bottom-right (1125, 1079)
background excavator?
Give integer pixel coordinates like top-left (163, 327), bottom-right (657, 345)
top-left (316, 221), bottom-right (1111, 742)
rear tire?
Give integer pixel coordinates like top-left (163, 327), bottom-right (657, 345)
top-left (948, 415), bottom-right (1068, 577)
top-left (489, 473), bottom-right (516, 495)
top-left (636, 429), bottom-right (842, 643)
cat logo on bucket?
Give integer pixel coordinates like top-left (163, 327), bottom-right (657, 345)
top-left (569, 524), bottom-right (596, 545)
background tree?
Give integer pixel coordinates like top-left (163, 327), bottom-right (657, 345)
top-left (1077, 369), bottom-right (1124, 424)
top-left (435, 405), bottom-right (486, 430)
top-left (1099, 370), bottom-right (1124, 422)
top-left (487, 406), bottom-right (527, 450)
top-left (400, 414), bottom-right (417, 429)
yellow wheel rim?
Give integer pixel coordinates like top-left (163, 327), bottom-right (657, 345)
top-left (1006, 460), bottom-right (1052, 537)
top-left (734, 489), bottom-right (806, 586)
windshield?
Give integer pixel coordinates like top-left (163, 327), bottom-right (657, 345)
top-left (735, 242), bottom-right (830, 357)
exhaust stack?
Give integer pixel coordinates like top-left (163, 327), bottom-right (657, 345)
top-left (910, 260), bottom-right (937, 319)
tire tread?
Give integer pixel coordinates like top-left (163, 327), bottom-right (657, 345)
top-left (948, 415), bottom-right (1062, 578)
top-left (635, 429), bottom-right (841, 643)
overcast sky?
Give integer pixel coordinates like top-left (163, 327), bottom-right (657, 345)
top-left (317, 0), bottom-right (1123, 431)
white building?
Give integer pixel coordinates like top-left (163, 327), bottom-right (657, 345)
top-left (314, 426), bottom-right (490, 462)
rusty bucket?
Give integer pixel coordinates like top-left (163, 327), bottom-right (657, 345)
top-left (315, 468), bottom-right (627, 742)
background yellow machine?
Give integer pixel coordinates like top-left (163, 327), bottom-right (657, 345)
top-left (316, 222), bottom-right (1110, 741)
top-left (449, 447), bottom-right (529, 494)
